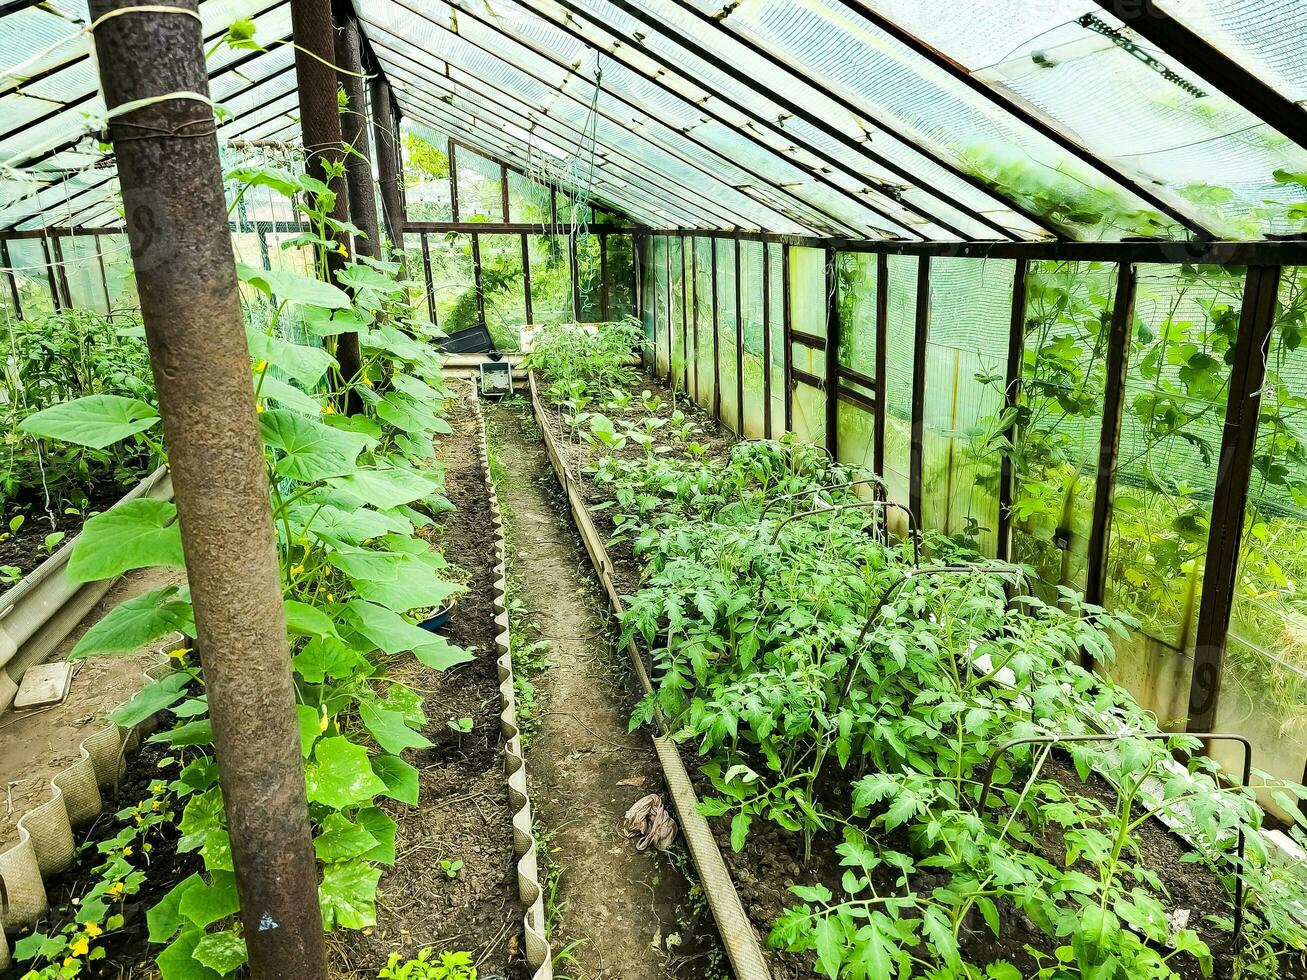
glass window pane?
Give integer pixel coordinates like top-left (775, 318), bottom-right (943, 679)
top-left (606, 234), bottom-right (635, 322)
top-left (454, 147), bottom-right (504, 222)
top-left (883, 254), bottom-right (917, 519)
top-left (717, 239), bottom-right (739, 434)
top-left (428, 232), bottom-right (478, 336)
top-left (768, 242), bottom-right (784, 432)
top-left (402, 123), bottom-right (453, 222)
top-left (837, 251), bottom-right (877, 381)
top-left (577, 232), bottom-right (602, 321)
top-left (479, 234), bottom-right (525, 352)
top-left (1104, 264), bottom-right (1244, 725)
top-left (1012, 260), bottom-right (1117, 596)
top-left (654, 236), bottom-right (670, 379)
top-left (924, 257), bottom-right (1015, 555)
top-left (527, 233), bottom-right (571, 326)
top-left (1220, 265), bottom-right (1307, 818)
top-left (693, 237), bottom-right (715, 413)
top-left (741, 241), bottom-right (766, 439)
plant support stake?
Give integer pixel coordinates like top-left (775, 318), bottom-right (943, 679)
top-left (87, 0), bottom-right (327, 974)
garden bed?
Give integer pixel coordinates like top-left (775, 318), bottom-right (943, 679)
top-left (528, 363), bottom-right (1268, 980)
top-left (330, 388), bottom-right (528, 979)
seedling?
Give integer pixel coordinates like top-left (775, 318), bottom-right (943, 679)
top-left (378, 948), bottom-right (477, 980)
top-left (440, 857), bottom-right (463, 879)
top-left (447, 716), bottom-right (473, 734)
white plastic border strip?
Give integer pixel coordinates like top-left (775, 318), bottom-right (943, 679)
top-left (470, 383), bottom-right (552, 978)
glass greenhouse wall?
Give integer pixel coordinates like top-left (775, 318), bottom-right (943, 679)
top-left (638, 233), bottom-right (1307, 816)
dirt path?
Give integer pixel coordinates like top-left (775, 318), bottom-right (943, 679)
top-left (487, 402), bottom-right (726, 980)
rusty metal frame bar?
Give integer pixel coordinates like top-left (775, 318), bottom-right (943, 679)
top-left (783, 244), bottom-right (794, 433)
top-left (520, 232), bottom-right (533, 325)
top-left (711, 237), bottom-right (721, 421)
top-left (1187, 265), bottom-right (1283, 733)
top-left (874, 252), bottom-right (888, 480)
top-left (825, 247), bottom-right (840, 458)
top-left (420, 231), bottom-right (436, 324)
top-left (996, 258), bottom-right (1028, 561)
top-left (375, 0), bottom-right (872, 238)
top-left (1084, 263), bottom-right (1137, 621)
top-left (448, 139), bottom-right (460, 222)
top-left (735, 235), bottom-right (745, 434)
top-left (512, 0), bottom-right (980, 241)
top-left (663, 0), bottom-right (1064, 239)
top-left (471, 232), bottom-right (486, 327)
top-left (839, 0), bottom-right (1214, 239)
top-left (690, 236), bottom-right (700, 399)
top-left (679, 236), bottom-right (689, 392)
top-left (0, 239), bottom-right (22, 319)
top-left (909, 255), bottom-right (931, 523)
top-left (762, 240), bottom-right (773, 438)
top-left (1095, 0), bottom-right (1307, 154)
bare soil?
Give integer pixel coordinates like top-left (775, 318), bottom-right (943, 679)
top-left (531, 368), bottom-right (1263, 980)
top-left (331, 387), bottom-right (526, 979)
top-left (0, 564), bottom-right (186, 851)
top-left (0, 485), bottom-right (129, 581)
top-left (487, 401), bottom-right (727, 980)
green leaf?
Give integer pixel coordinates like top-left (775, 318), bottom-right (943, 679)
top-left (72, 586), bottom-right (194, 658)
top-left (370, 754), bottom-right (419, 806)
top-left (149, 874), bottom-right (202, 943)
top-left (357, 806), bottom-right (398, 864)
top-left (293, 635), bottom-right (369, 683)
top-left (259, 374), bottom-right (323, 415)
top-left (67, 499), bottom-right (184, 583)
top-left (149, 718), bottom-right (213, 747)
top-left (157, 927), bottom-right (222, 980)
top-left (729, 811), bottom-right (751, 853)
top-left (303, 305), bottom-right (370, 338)
top-left (319, 859), bottom-right (382, 930)
top-left (192, 929), bottom-right (247, 974)
top-left (178, 871), bottom-right (239, 929)
top-left (313, 812), bottom-right (381, 862)
top-left (19, 394), bottom-right (159, 449)
top-left (376, 392), bottom-right (438, 433)
top-left (328, 466), bottom-right (444, 511)
top-left (359, 701), bottom-right (433, 754)
top-left (284, 600), bottom-right (340, 639)
top-left (260, 410), bottom-right (368, 482)
top-left (813, 917), bottom-right (842, 979)
top-left (343, 599), bottom-right (438, 656)
top-left (247, 329), bottom-right (337, 387)
top-left (334, 551), bottom-right (464, 614)
top-left (304, 736), bottom-right (387, 810)
top-left (297, 703), bottom-right (321, 758)
top-left (111, 672), bottom-right (192, 727)
top-left (237, 262), bottom-right (350, 308)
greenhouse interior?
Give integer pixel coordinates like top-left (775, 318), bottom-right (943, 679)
top-left (4, 0), bottom-right (1307, 977)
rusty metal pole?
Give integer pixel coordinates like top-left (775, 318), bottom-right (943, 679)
top-left (87, 1), bottom-right (327, 977)
top-left (291, 0), bottom-right (362, 402)
top-left (370, 73), bottom-right (407, 256)
top-left (333, 9), bottom-right (380, 260)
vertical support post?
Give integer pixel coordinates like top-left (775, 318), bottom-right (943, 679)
top-left (690, 237), bottom-right (699, 399)
top-left (996, 258), bottom-right (1028, 561)
top-left (520, 232), bottom-right (533, 324)
top-left (448, 140), bottom-right (460, 221)
top-left (684, 236), bottom-right (695, 391)
top-left (1187, 266), bottom-right (1282, 733)
top-left (735, 235), bottom-right (743, 434)
top-left (711, 237), bottom-right (720, 421)
top-left (369, 74), bottom-right (406, 255)
top-left (471, 232), bottom-right (486, 327)
top-left (420, 231), bottom-right (436, 324)
top-left (762, 241), bottom-right (772, 438)
top-left (291, 0), bottom-right (360, 404)
top-left (333, 11), bottom-right (380, 260)
top-left (569, 229), bottom-right (581, 322)
top-left (873, 252), bottom-right (887, 480)
top-left (824, 247), bottom-right (840, 459)
top-left (599, 233), bottom-right (610, 321)
top-left (500, 163), bottom-right (510, 221)
top-left (1084, 263), bottom-right (1137, 649)
top-left (50, 234), bottom-right (73, 309)
top-left (257, 226), bottom-right (272, 272)
top-left (94, 233), bottom-right (113, 312)
top-left (39, 234), bottom-right (62, 311)
top-left (909, 256), bottom-right (931, 526)
top-left (782, 244), bottom-right (793, 434)
top-left (1, 239), bottom-right (24, 320)
top-left (88, 2), bottom-right (327, 975)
